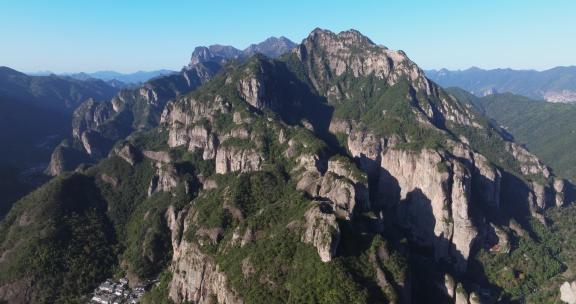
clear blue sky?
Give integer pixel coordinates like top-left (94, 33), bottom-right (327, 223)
top-left (1, 0), bottom-right (575, 73)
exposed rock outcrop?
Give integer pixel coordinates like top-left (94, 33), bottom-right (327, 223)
top-left (442, 274), bottom-right (456, 299)
top-left (0, 278), bottom-right (32, 304)
top-left (143, 150), bottom-right (172, 164)
top-left (301, 202), bottom-right (341, 262)
top-left (100, 173), bottom-right (119, 188)
top-left (505, 142), bottom-right (551, 178)
top-left (378, 148), bottom-right (477, 272)
top-left (48, 55), bottom-right (223, 175)
top-left (237, 71), bottom-right (267, 110)
top-left (215, 145), bottom-right (263, 174)
top-left (165, 206), bottom-right (184, 250)
top-left (561, 281), bottom-right (576, 304)
top-left (169, 240), bottom-right (242, 304)
top-left (346, 128), bottom-right (384, 177)
top-left (148, 163), bottom-right (180, 196)
top-left (297, 28), bottom-right (433, 98)
top-left (167, 124), bottom-right (219, 160)
top-left (555, 178), bottom-right (567, 207)
top-left (168, 205), bottom-right (242, 304)
top-left (294, 153), bottom-right (368, 218)
top-left (454, 283), bottom-right (469, 304)
top-left (318, 172), bottom-right (359, 217)
top-left (112, 143), bottom-right (141, 166)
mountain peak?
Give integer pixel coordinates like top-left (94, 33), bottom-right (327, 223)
top-left (306, 28), bottom-right (375, 47)
top-left (189, 37), bottom-right (296, 67)
top-left (297, 28), bottom-right (430, 97)
top-left (244, 36), bottom-right (297, 58)
top-left (189, 45), bottom-right (243, 66)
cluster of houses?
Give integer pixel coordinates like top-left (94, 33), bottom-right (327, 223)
top-left (90, 277), bottom-right (147, 304)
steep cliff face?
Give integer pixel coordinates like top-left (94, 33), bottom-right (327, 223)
top-left (377, 148), bottom-right (477, 272)
top-left (215, 146), bottom-right (263, 174)
top-left (166, 199), bottom-right (243, 304)
top-left (169, 232), bottom-right (243, 304)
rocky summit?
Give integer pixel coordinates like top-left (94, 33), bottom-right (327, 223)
top-left (1, 28), bottom-right (575, 304)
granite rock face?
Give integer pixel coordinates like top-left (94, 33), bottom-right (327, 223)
top-left (169, 240), bottom-right (243, 304)
top-left (215, 146), bottom-right (263, 174)
top-left (378, 148), bottom-right (477, 271)
top-left (301, 202), bottom-right (341, 262)
top-left (294, 153), bottom-right (368, 219)
top-left (305, 29), bottom-right (567, 278)
top-left (167, 204), bottom-right (242, 304)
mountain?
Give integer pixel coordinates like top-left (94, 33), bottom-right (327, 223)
top-left (427, 66), bottom-right (576, 103)
top-left (46, 36), bottom-right (298, 177)
top-left (0, 67), bottom-right (118, 111)
top-left (0, 29), bottom-right (574, 304)
top-left (244, 36), bottom-right (298, 58)
top-left (0, 67), bottom-right (119, 217)
top-left (65, 70), bottom-right (176, 84)
top-left (448, 88), bottom-right (576, 183)
top-left (189, 36), bottom-right (297, 66)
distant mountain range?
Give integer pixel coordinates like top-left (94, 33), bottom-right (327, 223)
top-left (29, 36), bottom-right (298, 85)
top-left (65, 70), bottom-right (176, 84)
top-left (30, 70), bottom-right (176, 85)
top-left (0, 66), bottom-right (118, 112)
top-left (427, 66), bottom-right (576, 103)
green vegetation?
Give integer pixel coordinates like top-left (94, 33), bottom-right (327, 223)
top-left (141, 271), bottom-right (175, 304)
top-left (459, 90), bottom-right (576, 182)
top-left (181, 160), bottom-right (392, 303)
top-left (330, 78), bottom-right (448, 151)
top-left (130, 128), bottom-right (169, 151)
top-left (329, 154), bottom-right (368, 183)
top-left (474, 209), bottom-right (576, 302)
top-left (91, 156), bottom-right (156, 235)
top-left (218, 231), bottom-right (377, 304)
top-left (0, 174), bottom-right (117, 303)
top-left (451, 123), bottom-right (524, 177)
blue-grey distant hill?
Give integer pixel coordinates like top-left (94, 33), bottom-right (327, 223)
top-left (65, 70), bottom-right (176, 84)
top-left (0, 66), bottom-right (119, 216)
top-left (427, 66), bottom-right (576, 103)
top-left (28, 70), bottom-right (177, 85)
